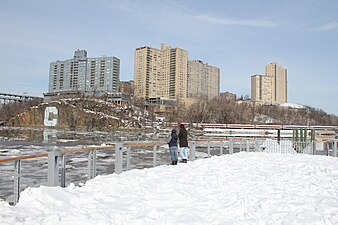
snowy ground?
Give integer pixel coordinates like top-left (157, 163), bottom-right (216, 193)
top-left (0, 152), bottom-right (338, 225)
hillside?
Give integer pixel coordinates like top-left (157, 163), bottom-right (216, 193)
top-left (1, 97), bottom-right (338, 128)
top-left (2, 98), bottom-right (158, 129)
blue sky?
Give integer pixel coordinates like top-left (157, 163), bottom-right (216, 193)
top-left (1, 0), bottom-right (337, 115)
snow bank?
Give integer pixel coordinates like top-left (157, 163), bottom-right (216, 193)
top-left (1, 152), bottom-right (337, 225)
top-left (279, 103), bottom-right (305, 109)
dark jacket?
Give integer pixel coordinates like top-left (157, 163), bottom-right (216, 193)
top-left (168, 133), bottom-right (178, 147)
top-left (178, 128), bottom-right (188, 147)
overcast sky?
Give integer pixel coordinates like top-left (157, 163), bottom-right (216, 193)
top-left (1, 0), bottom-right (337, 115)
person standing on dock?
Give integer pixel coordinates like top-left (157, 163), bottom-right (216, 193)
top-left (178, 123), bottom-right (189, 163)
top-left (167, 129), bottom-right (178, 165)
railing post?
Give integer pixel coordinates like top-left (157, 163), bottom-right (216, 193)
top-left (229, 140), bottom-right (234, 154)
top-left (207, 142), bottom-right (211, 158)
top-left (153, 145), bottom-right (157, 167)
top-left (88, 149), bottom-right (97, 179)
top-left (88, 150), bottom-right (92, 178)
top-left (126, 147), bottom-right (131, 170)
top-left (47, 150), bottom-right (60, 186)
top-left (254, 140), bottom-right (259, 152)
top-left (190, 141), bottom-right (196, 161)
top-left (220, 141), bottom-right (223, 155)
top-left (60, 154), bottom-right (66, 188)
top-left (246, 140), bottom-right (250, 152)
top-left (13, 160), bottom-right (21, 205)
top-left (312, 140), bottom-right (316, 155)
top-left (93, 149), bottom-right (97, 176)
top-left (309, 140), bottom-right (313, 155)
top-left (115, 143), bottom-right (123, 174)
top-left (332, 140), bottom-right (337, 157)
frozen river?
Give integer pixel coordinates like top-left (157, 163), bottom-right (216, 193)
top-left (0, 126), bottom-right (191, 203)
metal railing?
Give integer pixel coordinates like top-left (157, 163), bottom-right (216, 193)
top-left (0, 145), bottom-right (115, 205)
top-left (0, 138), bottom-right (337, 205)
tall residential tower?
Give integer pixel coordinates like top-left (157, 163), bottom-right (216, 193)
top-left (160, 44), bottom-right (188, 103)
top-left (134, 46), bottom-right (161, 99)
top-left (188, 60), bottom-right (220, 100)
top-left (251, 62), bottom-right (287, 105)
top-left (134, 44), bottom-right (189, 105)
top-left (48, 50), bottom-right (120, 97)
top-left (133, 44), bottom-right (220, 106)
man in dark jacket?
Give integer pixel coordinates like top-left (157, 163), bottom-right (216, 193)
top-left (178, 123), bottom-right (188, 163)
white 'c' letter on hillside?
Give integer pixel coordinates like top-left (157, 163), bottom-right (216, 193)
top-left (44, 107), bottom-right (58, 127)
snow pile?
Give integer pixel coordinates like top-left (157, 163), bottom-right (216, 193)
top-left (279, 103), bottom-right (305, 109)
top-left (254, 114), bottom-right (278, 124)
top-left (1, 152), bottom-right (337, 225)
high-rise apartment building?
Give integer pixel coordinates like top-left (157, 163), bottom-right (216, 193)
top-left (251, 74), bottom-right (273, 104)
top-left (160, 44), bottom-right (188, 103)
top-left (134, 44), bottom-right (220, 107)
top-left (134, 44), bottom-right (188, 105)
top-left (265, 62), bottom-right (287, 104)
top-left (134, 46), bottom-right (161, 99)
top-left (251, 62), bottom-right (287, 105)
top-left (188, 60), bottom-right (220, 100)
top-left (48, 50), bottom-right (120, 97)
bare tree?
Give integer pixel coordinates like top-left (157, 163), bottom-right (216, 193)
top-left (0, 99), bottom-right (42, 122)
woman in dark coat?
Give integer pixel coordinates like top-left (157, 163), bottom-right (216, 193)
top-left (167, 129), bottom-right (178, 165)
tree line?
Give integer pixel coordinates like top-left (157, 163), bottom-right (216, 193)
top-left (0, 99), bottom-right (42, 124)
top-left (1, 96), bottom-right (338, 127)
top-left (165, 96), bottom-right (338, 126)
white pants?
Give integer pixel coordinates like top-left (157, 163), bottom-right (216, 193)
top-left (180, 147), bottom-right (189, 160)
